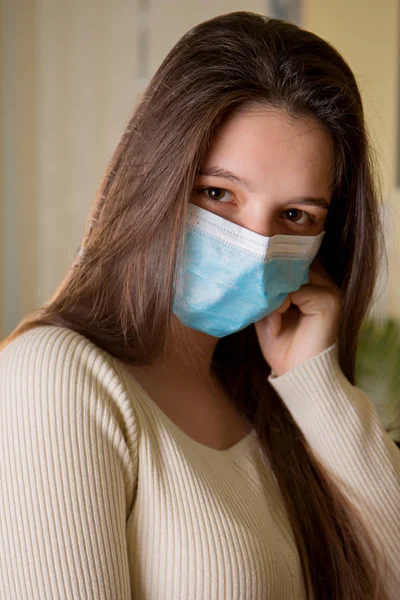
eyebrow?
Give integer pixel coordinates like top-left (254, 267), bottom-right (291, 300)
top-left (288, 197), bottom-right (330, 209)
top-left (197, 166), bottom-right (252, 190)
top-left (197, 166), bottom-right (330, 209)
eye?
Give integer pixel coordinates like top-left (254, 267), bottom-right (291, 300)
top-left (199, 187), bottom-right (233, 204)
top-left (282, 208), bottom-right (315, 226)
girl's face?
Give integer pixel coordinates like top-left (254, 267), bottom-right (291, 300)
top-left (191, 107), bottom-right (334, 237)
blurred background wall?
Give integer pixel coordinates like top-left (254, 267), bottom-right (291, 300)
top-left (1, 0), bottom-right (399, 338)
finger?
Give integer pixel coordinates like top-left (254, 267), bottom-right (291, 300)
top-left (291, 284), bottom-right (340, 317)
top-left (264, 311), bottom-right (282, 337)
top-left (280, 305), bottom-right (300, 329)
top-left (275, 294), bottom-right (292, 314)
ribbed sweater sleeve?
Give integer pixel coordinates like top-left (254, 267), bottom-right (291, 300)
top-left (0, 326), bottom-right (138, 600)
top-left (269, 345), bottom-right (400, 596)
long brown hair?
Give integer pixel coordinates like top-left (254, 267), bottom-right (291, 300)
top-left (3, 12), bottom-right (387, 599)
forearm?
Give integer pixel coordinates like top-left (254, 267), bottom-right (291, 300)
top-left (269, 345), bottom-right (400, 590)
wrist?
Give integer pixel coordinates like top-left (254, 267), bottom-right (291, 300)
top-left (269, 343), bottom-right (338, 379)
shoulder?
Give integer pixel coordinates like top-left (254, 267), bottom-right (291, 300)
top-left (1, 324), bottom-right (111, 376)
top-left (0, 325), bottom-right (139, 459)
top-left (0, 326), bottom-right (138, 597)
top-left (1, 324), bottom-right (125, 396)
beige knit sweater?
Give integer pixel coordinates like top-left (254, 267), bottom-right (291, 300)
top-left (0, 325), bottom-right (399, 599)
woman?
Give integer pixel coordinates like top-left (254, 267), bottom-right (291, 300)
top-left (0, 11), bottom-right (399, 600)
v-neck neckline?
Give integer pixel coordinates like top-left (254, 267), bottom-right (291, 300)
top-left (116, 361), bottom-right (258, 457)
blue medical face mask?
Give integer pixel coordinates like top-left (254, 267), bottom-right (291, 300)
top-left (173, 203), bottom-right (324, 338)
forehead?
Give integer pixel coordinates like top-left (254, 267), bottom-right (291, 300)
top-left (204, 107), bottom-right (334, 193)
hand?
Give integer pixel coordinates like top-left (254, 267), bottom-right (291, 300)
top-left (254, 263), bottom-right (341, 377)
